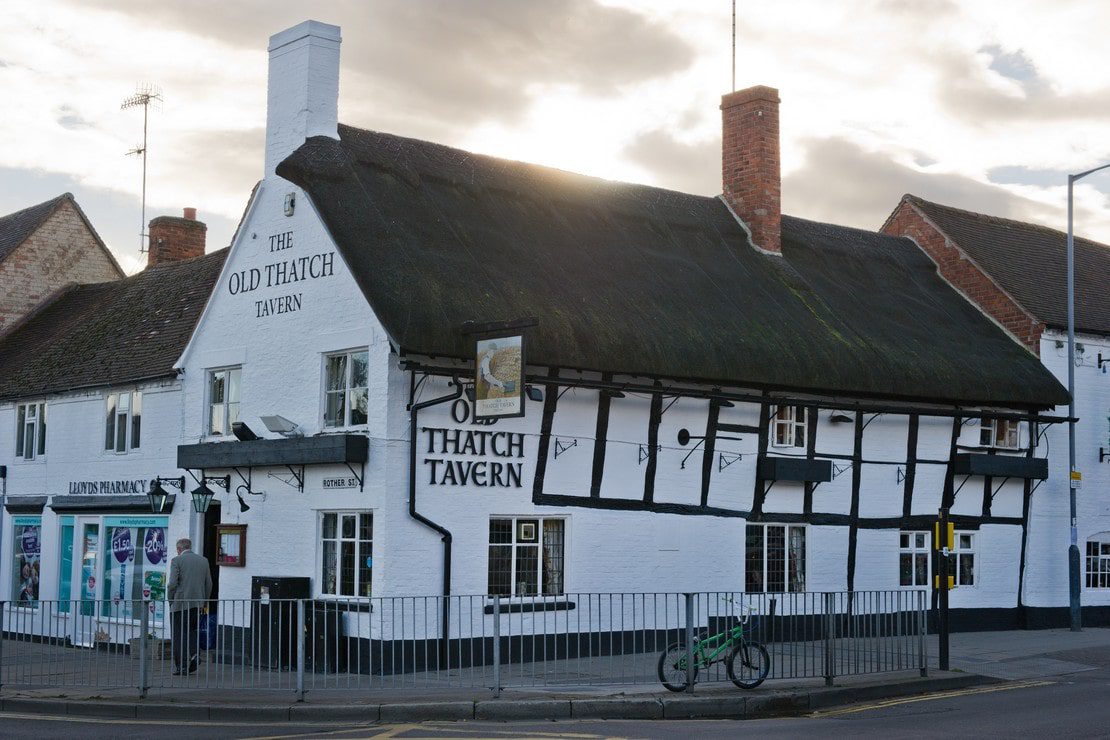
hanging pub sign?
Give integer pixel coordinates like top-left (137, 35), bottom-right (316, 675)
top-left (474, 333), bottom-right (526, 420)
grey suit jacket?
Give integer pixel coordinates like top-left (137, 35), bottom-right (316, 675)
top-left (167, 550), bottom-right (213, 612)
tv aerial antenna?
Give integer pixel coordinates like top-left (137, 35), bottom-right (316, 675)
top-left (121, 83), bottom-right (163, 254)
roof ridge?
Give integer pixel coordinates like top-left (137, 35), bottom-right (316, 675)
top-left (905, 193), bottom-right (1110, 252)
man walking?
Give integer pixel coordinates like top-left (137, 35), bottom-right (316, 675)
top-left (167, 538), bottom-right (212, 675)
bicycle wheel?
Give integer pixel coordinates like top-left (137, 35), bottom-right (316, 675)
top-left (726, 640), bottom-right (770, 689)
top-left (657, 642), bottom-right (698, 692)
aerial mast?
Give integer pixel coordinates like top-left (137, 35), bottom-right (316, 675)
top-left (121, 84), bottom-right (163, 254)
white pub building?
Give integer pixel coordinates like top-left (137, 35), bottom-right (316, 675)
top-left (2, 20), bottom-right (1108, 661)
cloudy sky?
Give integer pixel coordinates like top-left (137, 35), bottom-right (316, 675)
top-left (3, 0), bottom-right (1110, 273)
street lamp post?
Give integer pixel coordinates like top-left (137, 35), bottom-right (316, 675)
top-left (1066, 162), bottom-right (1110, 632)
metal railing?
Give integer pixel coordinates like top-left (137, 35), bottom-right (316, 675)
top-left (0, 590), bottom-right (927, 698)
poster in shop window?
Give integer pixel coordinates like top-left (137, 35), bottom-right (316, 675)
top-left (474, 334), bottom-right (525, 420)
top-left (12, 517), bottom-right (41, 604)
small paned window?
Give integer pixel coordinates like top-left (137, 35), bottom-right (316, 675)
top-left (324, 349), bottom-right (369, 428)
top-left (208, 367), bottom-right (242, 436)
top-left (899, 531), bottom-right (930, 587)
top-left (745, 524), bottom-right (806, 593)
top-left (15, 403), bottom-right (46, 460)
top-left (954, 532), bottom-right (975, 586)
top-left (1086, 536), bottom-right (1110, 589)
top-left (979, 418), bottom-right (1019, 449)
top-left (771, 405), bottom-right (807, 448)
top-left (488, 518), bottom-right (565, 597)
top-left (320, 512), bottom-right (373, 598)
top-left (105, 391), bottom-right (142, 452)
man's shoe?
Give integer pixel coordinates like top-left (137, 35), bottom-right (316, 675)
top-left (172, 669), bottom-right (183, 676)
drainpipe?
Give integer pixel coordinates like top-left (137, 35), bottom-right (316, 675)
top-left (408, 376), bottom-right (462, 667)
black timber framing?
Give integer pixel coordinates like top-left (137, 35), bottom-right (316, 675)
top-left (902, 414), bottom-right (919, 518)
top-left (531, 367), bottom-right (560, 499)
top-left (1017, 428), bottom-right (1038, 617)
top-left (178, 434), bottom-right (368, 469)
top-left (699, 399), bottom-right (722, 507)
top-left (589, 373), bottom-right (613, 498)
top-left (846, 412), bottom-right (864, 593)
top-left (642, 382), bottom-right (663, 504)
top-left (750, 397), bottom-right (771, 519)
top-left (803, 409), bottom-right (818, 515)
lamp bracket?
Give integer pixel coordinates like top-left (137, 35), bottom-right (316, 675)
top-left (638, 443), bottom-right (661, 465)
top-left (718, 451), bottom-right (743, 472)
top-left (554, 437), bottom-right (577, 459)
top-left (990, 476), bottom-right (1012, 501)
top-left (1101, 447), bottom-right (1110, 463)
top-left (155, 476), bottom-right (185, 491)
top-left (1098, 352), bottom-right (1109, 370)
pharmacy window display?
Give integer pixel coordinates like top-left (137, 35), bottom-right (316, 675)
top-left (11, 516), bottom-right (41, 605)
top-left (74, 516), bottom-right (170, 621)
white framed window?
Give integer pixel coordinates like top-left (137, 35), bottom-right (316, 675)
top-left (14, 402), bottom-right (47, 460)
top-left (319, 512), bottom-right (373, 598)
top-left (323, 349), bottom-right (369, 428)
top-left (771, 405), bottom-right (807, 448)
top-left (207, 367), bottom-right (241, 436)
top-left (979, 418), bottom-right (1019, 449)
top-left (745, 524), bottom-right (805, 593)
top-left (105, 391), bottom-right (142, 453)
top-left (1086, 535), bottom-right (1110, 589)
top-left (954, 532), bottom-right (975, 586)
top-left (488, 517), bottom-right (565, 597)
top-left (899, 531), bottom-right (930, 587)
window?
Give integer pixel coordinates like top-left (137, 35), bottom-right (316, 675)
top-left (899, 531), bottom-right (930, 587)
top-left (320, 512), bottom-right (372, 597)
top-left (745, 524), bottom-right (805, 593)
top-left (324, 350), bottom-right (368, 428)
top-left (15, 402), bottom-right (46, 460)
top-left (979, 418), bottom-right (1019, 449)
top-left (488, 518), bottom-right (565, 597)
top-left (954, 532), bottom-right (975, 586)
top-left (105, 391), bottom-right (142, 452)
top-left (100, 517), bottom-right (169, 621)
top-left (208, 367), bottom-right (241, 436)
top-left (1086, 536), bottom-right (1110, 588)
top-left (771, 405), bottom-right (807, 448)
top-left (11, 517), bottom-right (41, 605)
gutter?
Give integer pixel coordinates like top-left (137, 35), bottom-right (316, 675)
top-left (408, 375), bottom-right (462, 665)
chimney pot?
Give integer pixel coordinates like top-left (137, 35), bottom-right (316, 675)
top-left (147, 210), bottom-right (207, 268)
top-left (721, 85), bottom-right (782, 254)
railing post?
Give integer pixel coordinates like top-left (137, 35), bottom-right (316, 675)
top-left (823, 592), bottom-right (835, 687)
top-left (295, 599), bottom-right (306, 702)
top-left (0, 600), bottom-right (6, 695)
top-left (492, 595), bottom-right (501, 695)
top-left (138, 602), bottom-right (149, 699)
top-left (683, 593), bottom-right (695, 691)
top-left (918, 590), bottom-right (927, 677)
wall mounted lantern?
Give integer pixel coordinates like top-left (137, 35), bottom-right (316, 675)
top-left (147, 476), bottom-right (184, 514)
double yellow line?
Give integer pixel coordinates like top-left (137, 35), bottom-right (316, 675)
top-left (812, 679), bottom-right (1055, 717)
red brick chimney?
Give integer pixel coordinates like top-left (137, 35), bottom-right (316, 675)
top-left (147, 208), bottom-right (206, 267)
top-left (721, 85), bottom-right (781, 254)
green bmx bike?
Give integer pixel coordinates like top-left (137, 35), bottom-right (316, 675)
top-left (657, 605), bottom-right (770, 692)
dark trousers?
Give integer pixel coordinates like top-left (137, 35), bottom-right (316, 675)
top-left (171, 607), bottom-right (200, 671)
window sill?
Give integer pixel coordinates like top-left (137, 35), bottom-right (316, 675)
top-left (483, 598), bottom-right (576, 615)
top-left (314, 597), bottom-right (373, 613)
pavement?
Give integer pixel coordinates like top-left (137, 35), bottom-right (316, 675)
top-left (0, 628), bottom-right (1107, 725)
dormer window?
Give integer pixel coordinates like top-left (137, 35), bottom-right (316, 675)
top-left (979, 418), bottom-right (1019, 450)
top-left (771, 405), bottom-right (807, 449)
top-left (105, 391), bottom-right (142, 453)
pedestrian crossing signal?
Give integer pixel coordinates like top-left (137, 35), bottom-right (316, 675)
top-left (934, 521), bottom-right (954, 551)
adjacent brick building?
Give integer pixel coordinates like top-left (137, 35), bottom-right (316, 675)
top-left (0, 193), bottom-right (124, 335)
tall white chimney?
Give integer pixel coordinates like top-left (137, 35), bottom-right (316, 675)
top-left (265, 20), bottom-right (341, 178)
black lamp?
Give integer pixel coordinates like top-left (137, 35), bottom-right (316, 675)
top-left (236, 485), bottom-right (251, 513)
top-left (829, 412), bottom-right (853, 424)
top-left (147, 476), bottom-right (183, 514)
top-left (525, 385), bottom-right (544, 402)
top-left (189, 475), bottom-right (230, 514)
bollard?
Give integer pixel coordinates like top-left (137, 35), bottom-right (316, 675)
top-left (295, 600), bottom-right (306, 701)
top-left (139, 603), bottom-right (149, 699)
top-left (684, 593), bottom-right (695, 691)
top-left (492, 595), bottom-right (502, 695)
